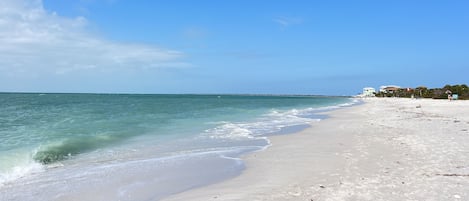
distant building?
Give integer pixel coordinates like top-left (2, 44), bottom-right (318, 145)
top-left (380, 85), bottom-right (401, 94)
top-left (356, 87), bottom-right (376, 97)
top-left (362, 87), bottom-right (376, 97)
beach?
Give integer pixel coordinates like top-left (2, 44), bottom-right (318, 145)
top-left (2, 1), bottom-right (469, 200)
top-left (165, 98), bottom-right (469, 201)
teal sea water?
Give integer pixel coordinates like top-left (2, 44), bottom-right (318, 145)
top-left (0, 93), bottom-right (355, 200)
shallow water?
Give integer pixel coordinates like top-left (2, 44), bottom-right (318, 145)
top-left (0, 93), bottom-right (355, 200)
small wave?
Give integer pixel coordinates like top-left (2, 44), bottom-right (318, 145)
top-left (0, 149), bottom-right (44, 186)
top-left (202, 110), bottom-right (316, 140)
top-left (34, 146), bottom-right (74, 164)
top-left (298, 98), bottom-right (360, 112)
top-left (33, 135), bottom-right (116, 164)
top-left (0, 163), bottom-right (43, 186)
top-left (201, 98), bottom-right (357, 140)
top-left (204, 123), bottom-right (255, 140)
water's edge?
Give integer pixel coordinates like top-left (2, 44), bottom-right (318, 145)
top-left (163, 99), bottom-right (362, 200)
top-left (0, 94), bottom-right (358, 201)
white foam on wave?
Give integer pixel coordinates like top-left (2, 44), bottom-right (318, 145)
top-left (294, 98), bottom-right (360, 113)
top-left (0, 148), bottom-right (44, 187)
top-left (0, 163), bottom-right (44, 187)
top-left (203, 109), bottom-right (316, 140)
top-left (201, 98), bottom-right (358, 140)
top-left (0, 145), bottom-right (254, 201)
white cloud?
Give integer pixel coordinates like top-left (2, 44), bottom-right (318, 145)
top-left (273, 16), bottom-right (303, 28)
top-left (0, 0), bottom-right (188, 77)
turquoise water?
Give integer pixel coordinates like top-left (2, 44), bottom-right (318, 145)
top-left (0, 93), bottom-right (354, 200)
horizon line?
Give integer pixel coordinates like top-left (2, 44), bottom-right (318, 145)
top-left (0, 91), bottom-right (351, 97)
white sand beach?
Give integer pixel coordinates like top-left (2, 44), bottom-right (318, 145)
top-left (165, 98), bottom-right (469, 201)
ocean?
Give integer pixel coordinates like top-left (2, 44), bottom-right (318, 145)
top-left (0, 93), bottom-right (355, 200)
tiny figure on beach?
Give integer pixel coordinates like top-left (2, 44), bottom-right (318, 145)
top-left (445, 90), bottom-right (452, 101)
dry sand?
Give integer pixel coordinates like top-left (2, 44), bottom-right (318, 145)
top-left (164, 98), bottom-right (469, 201)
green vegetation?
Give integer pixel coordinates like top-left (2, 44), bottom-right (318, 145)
top-left (375, 84), bottom-right (469, 100)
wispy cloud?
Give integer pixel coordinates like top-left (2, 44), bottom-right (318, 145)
top-left (273, 16), bottom-right (303, 28)
top-left (0, 0), bottom-right (188, 77)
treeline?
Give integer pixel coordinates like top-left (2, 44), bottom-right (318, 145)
top-left (376, 84), bottom-right (469, 100)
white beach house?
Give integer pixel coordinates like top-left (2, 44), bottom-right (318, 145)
top-left (361, 87), bottom-right (376, 97)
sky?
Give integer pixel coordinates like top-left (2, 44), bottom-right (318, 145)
top-left (1, 0), bottom-right (468, 95)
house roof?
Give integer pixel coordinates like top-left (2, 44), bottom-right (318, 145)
top-left (384, 86), bottom-right (400, 91)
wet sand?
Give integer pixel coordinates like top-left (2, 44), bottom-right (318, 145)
top-left (165, 98), bottom-right (469, 201)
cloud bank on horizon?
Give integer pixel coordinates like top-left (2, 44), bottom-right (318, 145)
top-left (0, 0), bottom-right (187, 79)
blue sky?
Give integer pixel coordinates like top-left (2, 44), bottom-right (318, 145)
top-left (1, 0), bottom-right (468, 95)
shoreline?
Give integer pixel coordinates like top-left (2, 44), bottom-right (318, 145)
top-left (0, 95), bottom-right (352, 201)
top-left (165, 98), bottom-right (469, 200)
